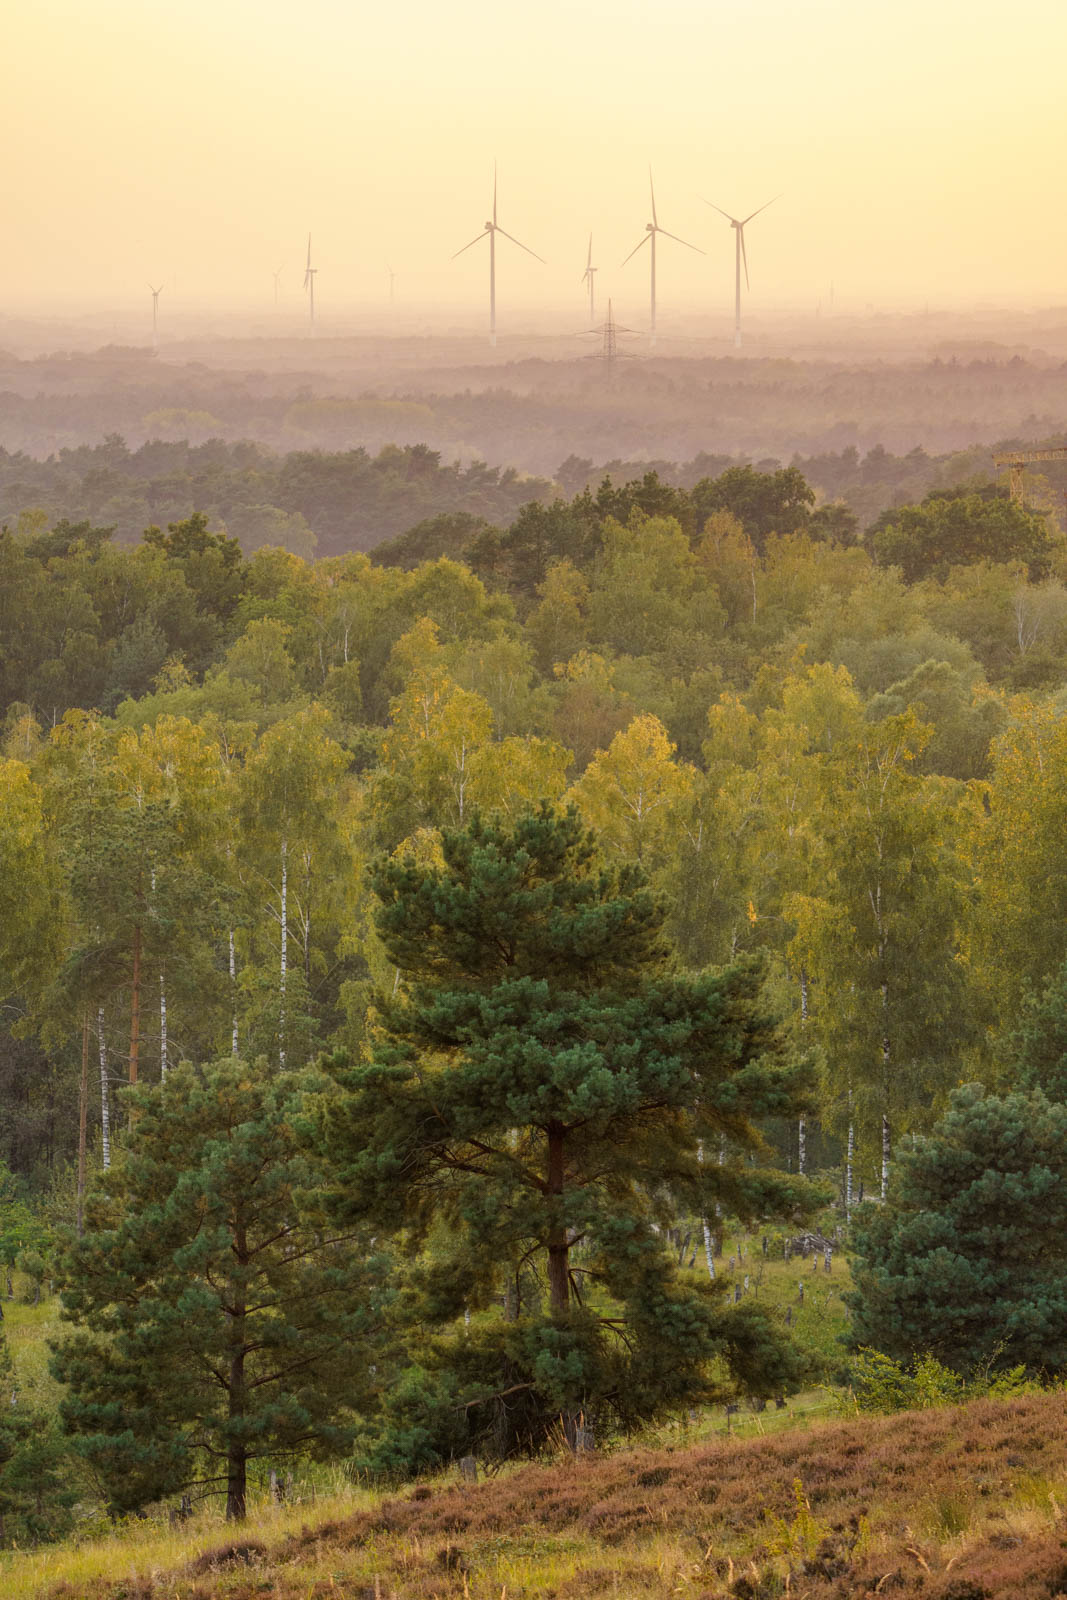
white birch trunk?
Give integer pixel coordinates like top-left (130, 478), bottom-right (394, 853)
top-left (798, 966), bottom-right (809, 1175)
top-left (845, 1119), bottom-right (854, 1221)
top-left (97, 1008), bottom-right (111, 1170)
top-left (697, 1140), bottom-right (715, 1279)
top-left (881, 1112), bottom-right (891, 1202)
top-left (159, 969), bottom-right (167, 1081)
top-left (229, 929), bottom-right (239, 1055)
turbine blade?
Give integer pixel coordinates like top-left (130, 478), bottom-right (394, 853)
top-left (493, 160), bottom-right (498, 227)
top-left (621, 234), bottom-right (651, 266)
top-left (741, 194), bottom-right (780, 226)
top-left (701, 197), bottom-right (737, 224)
top-left (495, 226), bottom-right (545, 263)
top-left (657, 227), bottom-right (705, 254)
top-left (306, 233), bottom-right (311, 270)
top-left (452, 231), bottom-right (489, 259)
top-left (740, 227), bottom-right (750, 289)
top-left (587, 232), bottom-right (593, 270)
top-left (649, 166), bottom-right (658, 227)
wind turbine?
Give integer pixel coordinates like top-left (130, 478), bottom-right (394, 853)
top-left (702, 195), bottom-right (778, 347)
top-left (581, 234), bottom-right (598, 323)
top-left (303, 234), bottom-right (317, 335)
top-left (621, 169), bottom-right (703, 347)
top-left (387, 264), bottom-right (398, 304)
top-left (272, 266), bottom-right (283, 306)
top-left (148, 283), bottom-right (163, 353)
top-left (453, 164), bottom-right (544, 347)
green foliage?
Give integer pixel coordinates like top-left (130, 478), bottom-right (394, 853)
top-left (847, 1085), bottom-right (1067, 1376)
top-left (320, 805), bottom-right (819, 1457)
top-left (846, 1347), bottom-right (1034, 1414)
top-left (0, 1331), bottom-right (76, 1546)
top-left (870, 491), bottom-right (1054, 583)
top-left (53, 1056), bottom-right (389, 1520)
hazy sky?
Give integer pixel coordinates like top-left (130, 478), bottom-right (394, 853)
top-left (6, 0), bottom-right (1066, 322)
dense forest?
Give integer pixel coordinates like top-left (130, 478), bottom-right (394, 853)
top-left (5, 452), bottom-right (1067, 1536)
top-left (2, 424), bottom-right (1065, 561)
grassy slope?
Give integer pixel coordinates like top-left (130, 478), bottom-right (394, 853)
top-left (6, 1391), bottom-right (1067, 1598)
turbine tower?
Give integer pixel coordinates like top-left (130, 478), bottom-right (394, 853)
top-left (702, 195), bottom-right (778, 348)
top-left (303, 234), bottom-right (317, 335)
top-left (148, 283), bottom-right (163, 353)
top-left (453, 164), bottom-right (544, 347)
top-left (621, 169), bottom-right (703, 347)
top-left (581, 234), bottom-right (598, 323)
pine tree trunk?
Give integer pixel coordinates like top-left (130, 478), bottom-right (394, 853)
top-left (225, 1390), bottom-right (247, 1520)
top-left (77, 1015), bottom-right (89, 1234)
top-left (97, 1009), bottom-right (111, 1170)
top-left (881, 1112), bottom-right (891, 1202)
top-left (227, 1235), bottom-right (248, 1520)
top-left (546, 1123), bottom-right (569, 1314)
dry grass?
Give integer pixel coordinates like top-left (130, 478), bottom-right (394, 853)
top-left (10, 1390), bottom-right (1067, 1597)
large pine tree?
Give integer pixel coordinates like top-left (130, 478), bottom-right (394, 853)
top-left (320, 804), bottom-right (817, 1456)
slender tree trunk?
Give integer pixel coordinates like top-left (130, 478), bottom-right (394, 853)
top-left (77, 1015), bottom-right (89, 1234)
top-left (226, 1355), bottom-right (247, 1520)
top-left (545, 1123), bottom-right (569, 1314)
top-left (279, 838), bottom-right (288, 1068)
top-left (880, 980), bottom-right (892, 1200)
top-left (303, 848), bottom-right (312, 987)
top-left (229, 928), bottom-right (239, 1055)
top-left (129, 923), bottom-right (142, 1089)
top-left (697, 1140), bottom-right (714, 1279)
top-left (97, 1009), bottom-right (111, 1170)
top-left (227, 1232), bottom-right (248, 1520)
top-left (845, 1116), bottom-right (854, 1222)
top-left (159, 967), bottom-right (168, 1081)
top-left (797, 966), bottom-right (809, 1175)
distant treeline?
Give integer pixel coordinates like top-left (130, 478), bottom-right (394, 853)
top-left (2, 430), bottom-right (1064, 561)
top-left (2, 342), bottom-right (1067, 483)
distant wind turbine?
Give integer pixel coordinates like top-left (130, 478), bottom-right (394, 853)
top-left (387, 264), bottom-right (398, 304)
top-left (273, 266), bottom-right (283, 306)
top-left (702, 195), bottom-right (779, 347)
top-left (148, 283), bottom-right (163, 353)
top-left (453, 163), bottom-right (544, 347)
top-left (622, 169), bottom-right (703, 347)
top-left (581, 234), bottom-right (598, 323)
top-left (303, 235), bottom-right (317, 335)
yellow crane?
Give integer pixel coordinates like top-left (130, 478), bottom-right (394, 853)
top-left (992, 445), bottom-right (1067, 503)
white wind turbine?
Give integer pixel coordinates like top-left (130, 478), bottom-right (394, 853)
top-left (453, 164), bottom-right (544, 347)
top-left (303, 235), bottom-right (317, 334)
top-left (148, 283), bottom-right (163, 353)
top-left (272, 266), bottom-right (283, 306)
top-left (581, 234), bottom-right (598, 323)
top-left (621, 169), bottom-right (703, 347)
top-left (702, 195), bottom-right (779, 347)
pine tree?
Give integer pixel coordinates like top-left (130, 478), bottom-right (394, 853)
top-left (847, 1083), bottom-right (1067, 1376)
top-left (53, 1055), bottom-right (388, 1520)
top-left (320, 804), bottom-right (817, 1457)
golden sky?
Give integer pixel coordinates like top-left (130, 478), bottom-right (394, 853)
top-left (5, 0), bottom-right (1066, 321)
